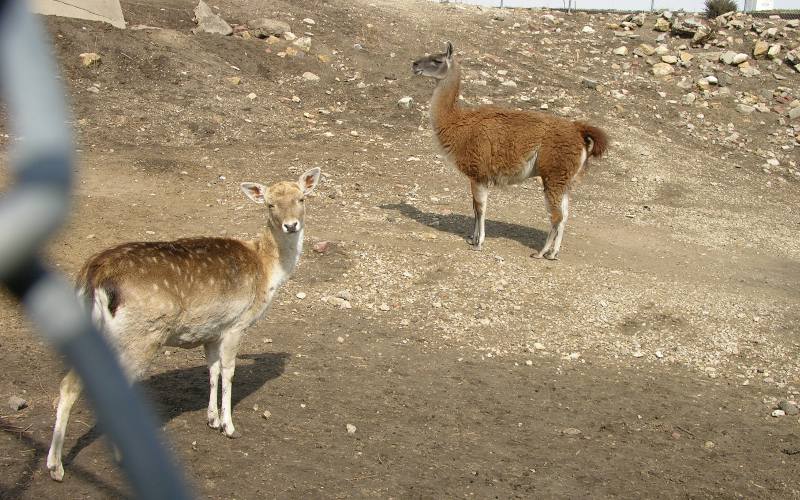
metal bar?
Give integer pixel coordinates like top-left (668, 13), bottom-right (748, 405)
top-left (0, 0), bottom-right (192, 498)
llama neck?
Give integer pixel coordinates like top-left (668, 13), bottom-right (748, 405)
top-left (430, 62), bottom-right (461, 132)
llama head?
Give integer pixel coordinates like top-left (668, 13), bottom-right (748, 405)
top-left (412, 41), bottom-right (454, 80)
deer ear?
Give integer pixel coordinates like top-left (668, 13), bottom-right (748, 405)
top-left (445, 41), bottom-right (454, 59)
top-left (240, 182), bottom-right (267, 204)
top-left (297, 167), bottom-right (321, 195)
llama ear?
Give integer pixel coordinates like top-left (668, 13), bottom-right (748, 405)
top-left (297, 167), bottom-right (321, 195)
top-left (445, 41), bottom-right (454, 59)
top-left (240, 182), bottom-right (267, 204)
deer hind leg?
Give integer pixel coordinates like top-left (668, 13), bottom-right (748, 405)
top-left (204, 341), bottom-right (222, 430)
top-left (534, 187), bottom-right (568, 260)
top-left (47, 370), bottom-right (82, 481)
top-left (467, 180), bottom-right (489, 250)
top-left (218, 330), bottom-right (244, 439)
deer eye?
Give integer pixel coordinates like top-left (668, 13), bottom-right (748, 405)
top-left (299, 198), bottom-right (305, 203)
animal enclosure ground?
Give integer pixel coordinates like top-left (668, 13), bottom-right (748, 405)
top-left (1, 0), bottom-right (800, 497)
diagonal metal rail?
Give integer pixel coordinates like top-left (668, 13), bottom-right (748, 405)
top-left (0, 0), bottom-right (191, 497)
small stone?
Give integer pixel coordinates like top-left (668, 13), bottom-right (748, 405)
top-left (398, 96), bottom-right (413, 109)
top-left (302, 72), bottom-right (320, 82)
top-left (704, 440), bottom-right (716, 449)
top-left (613, 46), bottom-right (628, 56)
top-left (679, 52), bottom-right (694, 63)
top-left (720, 51), bottom-right (737, 65)
top-left (226, 76), bottom-right (241, 85)
top-left (525, 360), bottom-right (533, 366)
top-left (379, 303), bottom-right (390, 311)
top-left (778, 401), bottom-right (799, 415)
top-left (336, 336), bottom-right (345, 343)
top-left (501, 80), bottom-right (517, 88)
top-left (788, 107), bottom-right (800, 121)
top-left (654, 45), bottom-right (670, 56)
top-left (293, 37), bottom-right (312, 51)
top-left (581, 26), bottom-right (595, 33)
top-left (350, 130), bottom-right (359, 137)
top-left (772, 409), bottom-right (786, 417)
top-left (753, 40), bottom-right (769, 58)
top-left (581, 78), bottom-right (598, 89)
top-left (533, 342), bottom-right (546, 350)
top-left (654, 18), bottom-right (670, 32)
top-left (652, 63), bottom-right (674, 76)
top-left (737, 104), bottom-right (755, 114)
top-left (246, 18), bottom-right (290, 38)
top-left (247, 92), bottom-right (257, 100)
top-left (262, 410), bottom-right (272, 419)
top-left (682, 92), bottom-right (697, 105)
top-left (302, 18), bottom-right (316, 25)
top-left (313, 241), bottom-right (331, 253)
top-left (661, 55), bottom-right (678, 64)
top-left (296, 292), bottom-right (306, 299)
top-left (283, 31), bottom-right (297, 41)
top-left (767, 44), bottom-right (781, 59)
top-left (561, 427), bottom-right (582, 436)
top-left (732, 53), bottom-right (749, 65)
top-left (329, 297), bottom-right (352, 309)
top-left (79, 52), bottom-right (101, 67)
top-left (8, 396), bottom-right (27, 411)
top-left (636, 43), bottom-right (656, 56)
top-left (346, 423), bottom-right (357, 435)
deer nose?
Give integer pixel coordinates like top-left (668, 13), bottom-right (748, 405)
top-left (283, 222), bottom-right (299, 233)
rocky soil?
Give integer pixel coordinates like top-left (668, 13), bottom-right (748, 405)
top-left (1, 0), bottom-right (799, 497)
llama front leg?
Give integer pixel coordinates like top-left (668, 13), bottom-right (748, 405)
top-left (47, 370), bottom-right (82, 482)
top-left (468, 180), bottom-right (488, 250)
top-left (218, 332), bottom-right (243, 438)
top-left (204, 341), bottom-right (222, 430)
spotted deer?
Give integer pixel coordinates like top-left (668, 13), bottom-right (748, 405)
top-left (46, 168), bottom-right (321, 482)
top-left (412, 42), bottom-right (608, 260)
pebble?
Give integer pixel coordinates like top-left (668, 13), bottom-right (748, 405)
top-left (302, 72), bottom-right (320, 82)
top-left (397, 96), bottom-right (414, 109)
top-left (296, 292), bottom-right (306, 299)
top-left (561, 427), bottom-right (582, 436)
top-left (79, 52), bottom-right (101, 67)
top-left (8, 395), bottom-right (28, 411)
top-left (379, 303), bottom-right (390, 311)
top-left (247, 93), bottom-right (257, 100)
top-left (302, 18), bottom-right (315, 25)
top-left (336, 336), bottom-right (345, 343)
top-left (533, 342), bottom-right (546, 350)
top-left (581, 26), bottom-right (595, 33)
top-left (346, 423), bottom-right (357, 435)
top-left (329, 297), bottom-right (352, 309)
top-left (262, 410), bottom-right (271, 419)
top-left (778, 400), bottom-right (799, 415)
top-left (312, 241), bottom-right (331, 254)
top-left (613, 46), bottom-right (628, 56)
top-left (525, 360), bottom-right (533, 366)
top-left (772, 409), bottom-right (786, 417)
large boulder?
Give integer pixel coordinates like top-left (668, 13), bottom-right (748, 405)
top-left (192, 0), bottom-right (232, 35)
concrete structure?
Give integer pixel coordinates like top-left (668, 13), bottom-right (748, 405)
top-left (31, 0), bottom-right (126, 29)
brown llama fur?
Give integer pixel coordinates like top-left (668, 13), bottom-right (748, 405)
top-left (412, 42), bottom-right (608, 260)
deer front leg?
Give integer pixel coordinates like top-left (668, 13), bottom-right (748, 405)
top-left (219, 332), bottom-right (243, 438)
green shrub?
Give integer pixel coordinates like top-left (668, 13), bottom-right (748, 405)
top-left (705, 0), bottom-right (737, 18)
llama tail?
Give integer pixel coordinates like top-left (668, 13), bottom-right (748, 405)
top-left (574, 122), bottom-right (609, 159)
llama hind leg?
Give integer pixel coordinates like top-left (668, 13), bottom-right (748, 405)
top-left (467, 180), bottom-right (488, 250)
top-left (534, 189), bottom-right (567, 260)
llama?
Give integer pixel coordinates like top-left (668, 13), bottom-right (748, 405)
top-left (412, 42), bottom-right (608, 260)
top-left (46, 168), bottom-right (321, 482)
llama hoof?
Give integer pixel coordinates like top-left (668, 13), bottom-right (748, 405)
top-left (544, 251), bottom-right (559, 260)
top-left (469, 244), bottom-right (482, 251)
top-left (222, 426), bottom-right (241, 439)
top-left (208, 418), bottom-right (221, 430)
top-left (48, 463), bottom-right (65, 482)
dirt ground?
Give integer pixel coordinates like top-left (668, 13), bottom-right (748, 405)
top-left (2, 0), bottom-right (800, 497)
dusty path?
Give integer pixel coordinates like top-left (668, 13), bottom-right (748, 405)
top-left (2, 0), bottom-right (800, 497)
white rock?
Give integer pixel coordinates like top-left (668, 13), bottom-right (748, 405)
top-left (247, 92), bottom-right (257, 100)
top-left (613, 46), bottom-right (628, 56)
top-left (346, 423), bottom-right (357, 434)
top-left (302, 18), bottom-right (315, 25)
top-left (772, 409), bottom-right (786, 417)
top-left (296, 292), bottom-right (307, 299)
top-left (302, 72), bottom-right (320, 82)
top-left (581, 26), bottom-right (595, 33)
top-left (397, 96), bottom-right (413, 109)
top-left (262, 410), bottom-right (272, 419)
